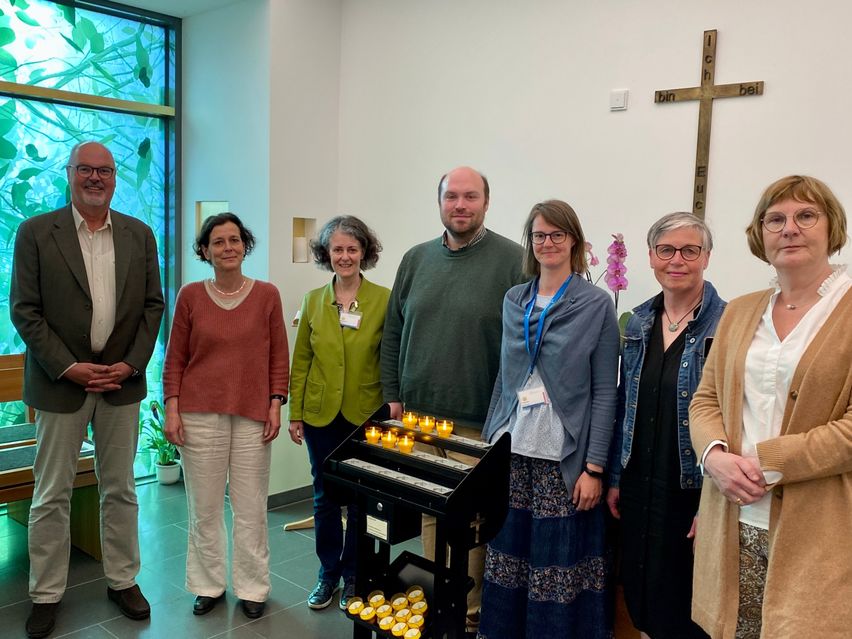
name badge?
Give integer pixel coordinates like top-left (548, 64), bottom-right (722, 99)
top-left (339, 310), bottom-right (362, 329)
top-left (517, 386), bottom-right (548, 408)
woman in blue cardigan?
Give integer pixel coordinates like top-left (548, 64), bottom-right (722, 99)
top-left (288, 215), bottom-right (390, 612)
top-left (478, 200), bottom-right (620, 639)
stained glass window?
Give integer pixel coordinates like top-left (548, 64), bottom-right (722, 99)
top-left (0, 0), bottom-right (178, 477)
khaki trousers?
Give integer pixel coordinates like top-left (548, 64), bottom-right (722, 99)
top-left (180, 412), bottom-right (272, 602)
top-left (29, 394), bottom-right (141, 603)
top-left (419, 424), bottom-right (486, 625)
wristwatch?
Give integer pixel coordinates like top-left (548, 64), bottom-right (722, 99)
top-left (270, 394), bottom-right (287, 404)
top-left (583, 464), bottom-right (605, 479)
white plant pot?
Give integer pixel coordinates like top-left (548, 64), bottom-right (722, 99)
top-left (155, 460), bottom-right (181, 485)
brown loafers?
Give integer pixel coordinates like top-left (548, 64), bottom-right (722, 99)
top-left (26, 602), bottom-right (59, 639)
top-left (107, 585), bottom-right (150, 620)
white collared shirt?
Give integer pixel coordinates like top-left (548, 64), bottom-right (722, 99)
top-left (72, 205), bottom-right (116, 353)
top-left (739, 266), bottom-right (851, 529)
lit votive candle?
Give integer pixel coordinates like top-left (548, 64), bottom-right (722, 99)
top-left (404, 628), bottom-right (422, 639)
top-left (418, 415), bottom-right (435, 433)
top-left (378, 616), bottom-right (396, 632)
top-left (391, 622), bottom-right (408, 637)
top-left (365, 426), bottom-right (381, 445)
top-left (382, 431), bottom-right (398, 449)
top-left (436, 419), bottom-right (454, 438)
top-left (408, 614), bottom-right (425, 629)
top-left (410, 600), bottom-right (428, 616)
top-left (402, 411), bottom-right (418, 428)
top-left (390, 594), bottom-right (409, 611)
top-left (397, 435), bottom-right (414, 454)
top-left (376, 604), bottom-right (393, 619)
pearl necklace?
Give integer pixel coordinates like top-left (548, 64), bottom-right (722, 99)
top-left (209, 277), bottom-right (247, 296)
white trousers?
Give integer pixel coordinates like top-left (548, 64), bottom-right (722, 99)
top-left (29, 394), bottom-right (141, 603)
top-left (180, 412), bottom-right (271, 602)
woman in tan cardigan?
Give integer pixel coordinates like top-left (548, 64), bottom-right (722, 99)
top-left (689, 175), bottom-right (852, 639)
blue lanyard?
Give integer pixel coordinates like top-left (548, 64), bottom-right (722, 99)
top-left (523, 274), bottom-right (573, 376)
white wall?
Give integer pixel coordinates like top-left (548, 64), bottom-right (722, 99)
top-left (337, 0), bottom-right (852, 310)
top-left (183, 0), bottom-right (270, 284)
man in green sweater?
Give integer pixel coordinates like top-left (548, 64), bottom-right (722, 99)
top-left (381, 165), bottom-right (524, 636)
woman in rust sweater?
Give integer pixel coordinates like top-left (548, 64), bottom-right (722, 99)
top-left (163, 213), bottom-right (289, 620)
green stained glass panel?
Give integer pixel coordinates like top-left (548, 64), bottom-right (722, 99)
top-left (0, 0), bottom-right (172, 105)
top-left (0, 97), bottom-right (172, 418)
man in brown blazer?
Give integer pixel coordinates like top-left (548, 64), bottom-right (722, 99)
top-left (10, 141), bottom-right (164, 639)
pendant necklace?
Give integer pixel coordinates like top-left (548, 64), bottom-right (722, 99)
top-left (664, 292), bottom-right (703, 333)
top-left (210, 277), bottom-right (246, 296)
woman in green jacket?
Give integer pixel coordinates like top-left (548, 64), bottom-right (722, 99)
top-left (288, 215), bottom-right (390, 612)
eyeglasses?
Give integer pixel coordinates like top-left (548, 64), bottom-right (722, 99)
top-left (761, 208), bottom-right (821, 233)
top-left (68, 164), bottom-right (115, 179)
top-left (654, 244), bottom-right (703, 261)
top-left (530, 231), bottom-right (569, 245)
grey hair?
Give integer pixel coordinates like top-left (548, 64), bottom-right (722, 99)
top-left (646, 212), bottom-right (714, 251)
top-left (310, 215), bottom-right (382, 271)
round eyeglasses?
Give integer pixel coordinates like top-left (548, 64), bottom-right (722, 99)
top-left (654, 244), bottom-right (703, 261)
top-left (68, 164), bottom-right (115, 179)
top-left (761, 209), bottom-right (821, 233)
top-left (530, 231), bottom-right (569, 245)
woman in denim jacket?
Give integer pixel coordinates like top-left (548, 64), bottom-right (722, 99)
top-left (607, 212), bottom-right (726, 639)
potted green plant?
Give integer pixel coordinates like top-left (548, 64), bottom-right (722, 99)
top-left (140, 400), bottom-right (180, 484)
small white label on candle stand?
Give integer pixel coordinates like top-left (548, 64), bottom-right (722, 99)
top-left (366, 515), bottom-right (389, 541)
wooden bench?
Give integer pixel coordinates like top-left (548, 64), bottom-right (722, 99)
top-left (0, 353), bottom-right (102, 561)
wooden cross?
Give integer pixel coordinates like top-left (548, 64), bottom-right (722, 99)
top-left (655, 30), bottom-right (764, 218)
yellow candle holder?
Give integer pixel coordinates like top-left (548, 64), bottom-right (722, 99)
top-left (405, 585), bottom-right (424, 604)
top-left (418, 415), bottom-right (435, 433)
top-left (401, 411), bottom-right (418, 428)
top-left (365, 426), bottom-right (382, 445)
top-left (408, 614), bottom-right (425, 629)
top-left (397, 435), bottom-right (414, 454)
top-left (391, 622), bottom-right (408, 637)
top-left (381, 431), bottom-right (398, 449)
top-left (378, 616), bottom-right (396, 632)
top-left (436, 419), bottom-right (454, 438)
top-left (368, 591), bottom-right (386, 608)
top-left (390, 593), bottom-right (409, 611)
top-left (404, 628), bottom-right (422, 639)
top-left (359, 606), bottom-right (376, 624)
top-left (376, 603), bottom-right (393, 619)
top-left (346, 597), bottom-right (364, 616)
top-left (394, 608), bottom-right (411, 623)
top-left (410, 600), bottom-right (428, 616)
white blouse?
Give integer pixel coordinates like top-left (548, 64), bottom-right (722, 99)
top-left (740, 266), bottom-right (851, 529)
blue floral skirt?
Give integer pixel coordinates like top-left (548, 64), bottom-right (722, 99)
top-left (478, 454), bottom-right (612, 639)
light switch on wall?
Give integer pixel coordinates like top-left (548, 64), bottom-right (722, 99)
top-left (610, 89), bottom-right (629, 111)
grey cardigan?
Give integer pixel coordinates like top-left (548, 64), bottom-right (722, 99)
top-left (483, 275), bottom-right (620, 489)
